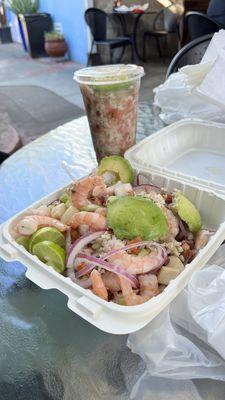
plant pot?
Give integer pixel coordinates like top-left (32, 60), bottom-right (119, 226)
top-left (44, 39), bottom-right (68, 58)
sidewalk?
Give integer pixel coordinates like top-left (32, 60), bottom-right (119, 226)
top-left (0, 43), bottom-right (168, 146)
top-left (0, 43), bottom-right (168, 107)
top-left (0, 43), bottom-right (84, 108)
top-left (0, 43), bottom-right (85, 145)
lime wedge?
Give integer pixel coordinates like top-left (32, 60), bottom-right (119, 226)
top-left (16, 236), bottom-right (30, 251)
top-left (29, 227), bottom-right (65, 253)
top-left (32, 241), bottom-right (66, 273)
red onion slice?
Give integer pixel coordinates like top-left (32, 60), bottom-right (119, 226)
top-left (75, 242), bottom-right (167, 282)
top-left (75, 263), bottom-right (94, 279)
top-left (66, 230), bottom-right (107, 277)
top-left (102, 241), bottom-right (167, 264)
top-left (133, 184), bottom-right (161, 193)
top-left (176, 217), bottom-right (188, 241)
top-left (136, 173), bottom-right (141, 186)
top-left (76, 254), bottom-right (139, 288)
top-left (136, 173), bottom-right (160, 190)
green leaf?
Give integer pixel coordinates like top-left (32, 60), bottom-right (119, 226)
top-left (7, 0), bottom-right (39, 15)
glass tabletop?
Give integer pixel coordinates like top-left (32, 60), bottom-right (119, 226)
top-left (1, 109), bottom-right (225, 399)
top-left (0, 106), bottom-right (163, 399)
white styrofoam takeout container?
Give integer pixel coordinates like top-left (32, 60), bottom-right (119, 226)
top-left (1, 119), bottom-right (225, 335)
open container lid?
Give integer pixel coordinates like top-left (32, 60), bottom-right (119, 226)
top-left (74, 64), bottom-right (144, 85)
top-left (125, 119), bottom-right (225, 195)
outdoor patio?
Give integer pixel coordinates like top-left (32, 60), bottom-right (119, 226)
top-left (0, 42), bottom-right (168, 146)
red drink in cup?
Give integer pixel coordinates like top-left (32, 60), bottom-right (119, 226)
top-left (74, 64), bottom-right (144, 161)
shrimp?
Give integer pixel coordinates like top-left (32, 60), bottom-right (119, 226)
top-left (91, 269), bottom-right (108, 301)
top-left (102, 272), bottom-right (121, 292)
top-left (93, 181), bottom-right (133, 198)
top-left (67, 211), bottom-right (107, 231)
top-left (95, 207), bottom-right (107, 217)
top-left (107, 241), bottom-right (165, 275)
top-left (17, 215), bottom-right (69, 235)
top-left (159, 205), bottom-right (179, 240)
top-left (139, 274), bottom-right (159, 298)
top-left (119, 274), bottom-right (158, 306)
top-left (72, 176), bottom-right (106, 209)
top-left (30, 205), bottom-right (51, 217)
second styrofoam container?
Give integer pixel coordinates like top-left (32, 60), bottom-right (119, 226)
top-left (126, 119), bottom-right (225, 193)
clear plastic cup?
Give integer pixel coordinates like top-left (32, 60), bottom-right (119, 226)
top-left (74, 64), bottom-right (145, 161)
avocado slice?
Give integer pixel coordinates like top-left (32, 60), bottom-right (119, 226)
top-left (107, 196), bottom-right (168, 241)
top-left (172, 192), bottom-right (202, 233)
top-left (97, 156), bottom-right (134, 184)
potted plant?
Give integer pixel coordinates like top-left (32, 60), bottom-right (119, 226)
top-left (44, 31), bottom-right (68, 58)
top-left (7, 0), bottom-right (53, 57)
top-left (0, 0), bottom-right (12, 43)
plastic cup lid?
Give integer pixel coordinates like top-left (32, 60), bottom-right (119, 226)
top-left (74, 64), bottom-right (145, 85)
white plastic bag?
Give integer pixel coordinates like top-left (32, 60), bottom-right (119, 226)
top-left (128, 244), bottom-right (225, 383)
top-left (130, 373), bottom-right (202, 400)
top-left (154, 30), bottom-right (225, 125)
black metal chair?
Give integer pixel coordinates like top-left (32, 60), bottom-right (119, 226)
top-left (85, 8), bottom-right (134, 66)
top-left (207, 0), bottom-right (225, 28)
top-left (185, 11), bottom-right (221, 41)
top-left (0, 151), bottom-right (9, 165)
top-left (143, 5), bottom-right (184, 61)
top-left (166, 33), bottom-right (213, 78)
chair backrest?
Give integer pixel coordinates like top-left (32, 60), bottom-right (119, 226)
top-left (85, 8), bottom-right (107, 41)
top-left (153, 4), bottom-right (184, 33)
top-left (185, 11), bottom-right (220, 41)
top-left (164, 6), bottom-right (184, 33)
top-left (166, 33), bottom-right (213, 78)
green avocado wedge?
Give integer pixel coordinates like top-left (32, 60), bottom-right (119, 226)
top-left (107, 196), bottom-right (168, 241)
top-left (97, 156), bottom-right (134, 184)
top-left (172, 192), bottom-right (202, 233)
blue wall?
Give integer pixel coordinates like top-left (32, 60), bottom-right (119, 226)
top-left (39, 0), bottom-right (88, 64)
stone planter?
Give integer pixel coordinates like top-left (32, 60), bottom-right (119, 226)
top-left (44, 38), bottom-right (68, 57)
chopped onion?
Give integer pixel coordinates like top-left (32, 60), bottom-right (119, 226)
top-left (114, 182), bottom-right (133, 196)
top-left (78, 224), bottom-right (89, 236)
top-left (65, 228), bottom-right (72, 253)
top-left (76, 277), bottom-right (92, 289)
top-left (66, 230), bottom-right (107, 277)
top-left (102, 171), bottom-right (117, 186)
top-left (75, 254), bottom-right (139, 288)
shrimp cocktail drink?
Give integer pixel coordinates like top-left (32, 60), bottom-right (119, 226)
top-left (74, 64), bottom-right (144, 161)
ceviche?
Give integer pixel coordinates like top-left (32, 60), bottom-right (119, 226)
top-left (74, 64), bottom-right (144, 161)
top-left (14, 156), bottom-right (212, 306)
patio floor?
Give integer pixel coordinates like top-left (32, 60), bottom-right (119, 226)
top-left (0, 42), bottom-right (168, 146)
